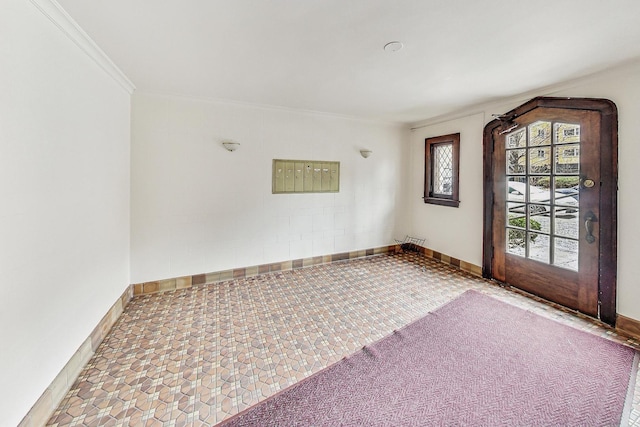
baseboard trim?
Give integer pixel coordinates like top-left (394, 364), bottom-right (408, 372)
top-left (616, 314), bottom-right (640, 341)
top-left (18, 286), bottom-right (133, 427)
top-left (411, 245), bottom-right (483, 277)
top-left (131, 244), bottom-right (485, 298)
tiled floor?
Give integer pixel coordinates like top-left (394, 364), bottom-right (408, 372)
top-left (48, 252), bottom-right (640, 426)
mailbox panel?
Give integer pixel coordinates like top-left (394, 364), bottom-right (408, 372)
top-left (273, 159), bottom-right (339, 194)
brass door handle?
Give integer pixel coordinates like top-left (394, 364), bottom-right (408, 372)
top-left (585, 212), bottom-right (597, 244)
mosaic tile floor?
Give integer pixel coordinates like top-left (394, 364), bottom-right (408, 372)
top-left (48, 252), bottom-right (640, 426)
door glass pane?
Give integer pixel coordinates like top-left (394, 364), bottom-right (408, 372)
top-left (554, 207), bottom-right (579, 239)
top-left (553, 176), bottom-right (579, 207)
top-left (507, 177), bottom-right (526, 204)
top-left (529, 147), bottom-right (551, 174)
top-left (507, 149), bottom-right (526, 174)
top-left (554, 237), bottom-right (578, 271)
top-left (528, 233), bottom-right (550, 263)
top-left (528, 177), bottom-right (550, 206)
top-left (506, 224), bottom-right (526, 257)
top-left (555, 190), bottom-right (579, 212)
top-left (530, 211), bottom-right (549, 234)
top-left (506, 179), bottom-right (525, 221)
top-left (555, 144), bottom-right (580, 174)
top-left (507, 128), bottom-right (526, 148)
top-left (528, 121), bottom-right (551, 146)
top-left (528, 204), bottom-right (548, 220)
top-left (554, 123), bottom-right (580, 145)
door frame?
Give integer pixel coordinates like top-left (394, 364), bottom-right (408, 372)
top-left (482, 97), bottom-right (618, 325)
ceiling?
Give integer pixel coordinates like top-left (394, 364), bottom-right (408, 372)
top-left (56, 0), bottom-right (640, 123)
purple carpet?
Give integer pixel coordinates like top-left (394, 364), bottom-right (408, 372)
top-left (219, 290), bottom-right (638, 426)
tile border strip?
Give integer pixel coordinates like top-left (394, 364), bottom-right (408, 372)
top-left (410, 245), bottom-right (483, 277)
top-left (18, 286), bottom-right (133, 427)
top-left (131, 245), bottom-right (484, 298)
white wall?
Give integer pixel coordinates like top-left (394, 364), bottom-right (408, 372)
top-left (408, 113), bottom-right (486, 266)
top-left (407, 59), bottom-right (640, 321)
top-left (131, 94), bottom-right (407, 283)
top-left (0, 1), bottom-right (131, 425)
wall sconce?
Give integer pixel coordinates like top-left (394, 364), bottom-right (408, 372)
top-left (360, 149), bottom-right (373, 158)
top-left (222, 141), bottom-right (240, 152)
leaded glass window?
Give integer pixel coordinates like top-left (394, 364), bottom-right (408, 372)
top-left (424, 133), bottom-right (460, 207)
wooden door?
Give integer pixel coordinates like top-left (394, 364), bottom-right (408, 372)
top-left (483, 98), bottom-right (618, 324)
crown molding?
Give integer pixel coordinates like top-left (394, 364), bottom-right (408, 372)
top-left (29, 0), bottom-right (136, 94)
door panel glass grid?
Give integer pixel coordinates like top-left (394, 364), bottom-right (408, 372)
top-left (505, 121), bottom-right (580, 271)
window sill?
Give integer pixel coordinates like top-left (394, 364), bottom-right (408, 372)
top-left (423, 197), bottom-right (460, 208)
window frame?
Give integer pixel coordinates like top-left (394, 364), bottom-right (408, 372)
top-left (424, 132), bottom-right (460, 207)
